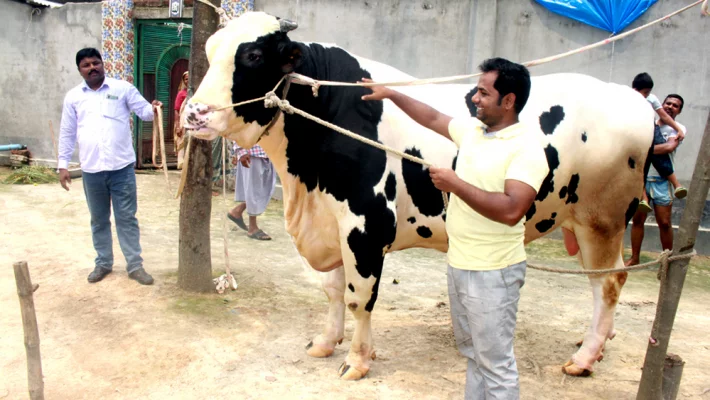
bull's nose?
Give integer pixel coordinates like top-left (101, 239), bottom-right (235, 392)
top-left (183, 102), bottom-right (212, 128)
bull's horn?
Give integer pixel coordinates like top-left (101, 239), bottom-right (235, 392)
top-left (279, 19), bottom-right (298, 32)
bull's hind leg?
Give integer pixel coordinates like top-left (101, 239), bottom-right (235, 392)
top-left (563, 225), bottom-right (628, 376)
top-left (306, 266), bottom-right (346, 358)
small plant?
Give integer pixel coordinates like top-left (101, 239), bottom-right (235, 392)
top-left (3, 165), bottom-right (59, 185)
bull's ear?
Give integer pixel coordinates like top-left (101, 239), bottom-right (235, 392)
top-left (280, 42), bottom-right (303, 73)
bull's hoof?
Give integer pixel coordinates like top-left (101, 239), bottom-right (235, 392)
top-left (562, 360), bottom-right (593, 377)
top-left (305, 336), bottom-right (342, 358)
top-left (338, 362), bottom-right (369, 380)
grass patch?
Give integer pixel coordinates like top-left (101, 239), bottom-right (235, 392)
top-left (2, 165), bottom-right (59, 185)
top-left (169, 293), bottom-right (234, 316)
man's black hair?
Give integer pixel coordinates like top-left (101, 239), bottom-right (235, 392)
top-left (76, 48), bottom-right (102, 68)
top-left (665, 93), bottom-right (684, 112)
top-left (632, 72), bottom-right (654, 91)
top-left (478, 57), bottom-right (531, 114)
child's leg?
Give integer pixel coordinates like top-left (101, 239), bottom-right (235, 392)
top-left (668, 173), bottom-right (681, 189)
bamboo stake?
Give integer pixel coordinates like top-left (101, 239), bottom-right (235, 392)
top-left (13, 261), bottom-right (44, 400)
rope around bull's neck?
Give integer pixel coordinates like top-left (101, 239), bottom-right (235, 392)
top-left (261, 91), bottom-right (450, 209)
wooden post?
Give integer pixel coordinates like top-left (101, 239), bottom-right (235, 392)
top-left (13, 261), bottom-right (44, 400)
top-left (637, 111), bottom-right (710, 399)
top-left (662, 354), bottom-right (684, 400)
top-left (177, 0), bottom-right (218, 292)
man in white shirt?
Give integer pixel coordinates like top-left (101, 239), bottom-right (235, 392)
top-left (58, 47), bottom-right (161, 285)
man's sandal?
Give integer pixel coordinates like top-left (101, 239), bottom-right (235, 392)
top-left (247, 229), bottom-right (272, 241)
top-left (227, 213), bottom-right (248, 231)
top-left (674, 187), bottom-right (688, 199)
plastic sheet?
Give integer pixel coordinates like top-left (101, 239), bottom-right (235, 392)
top-left (535, 0), bottom-right (658, 33)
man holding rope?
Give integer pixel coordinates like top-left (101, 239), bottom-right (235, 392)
top-left (363, 58), bottom-right (548, 400)
top-left (58, 47), bottom-right (161, 285)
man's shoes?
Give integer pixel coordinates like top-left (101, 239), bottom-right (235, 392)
top-left (128, 268), bottom-right (154, 285)
top-left (88, 267), bottom-right (112, 283)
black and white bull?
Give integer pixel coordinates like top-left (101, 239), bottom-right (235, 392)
top-left (183, 12), bottom-right (653, 380)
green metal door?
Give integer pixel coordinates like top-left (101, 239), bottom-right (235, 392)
top-left (134, 20), bottom-right (192, 168)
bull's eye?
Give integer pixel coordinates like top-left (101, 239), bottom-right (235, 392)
top-left (248, 53), bottom-right (261, 62)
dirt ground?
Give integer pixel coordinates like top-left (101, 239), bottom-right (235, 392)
top-left (1, 169), bottom-right (709, 400)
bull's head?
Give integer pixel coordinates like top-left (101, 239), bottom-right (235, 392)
top-left (183, 12), bottom-right (301, 148)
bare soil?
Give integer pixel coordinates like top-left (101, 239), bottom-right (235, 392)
top-left (1, 169), bottom-right (709, 400)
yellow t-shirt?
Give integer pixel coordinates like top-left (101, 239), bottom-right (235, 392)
top-left (446, 117), bottom-right (549, 271)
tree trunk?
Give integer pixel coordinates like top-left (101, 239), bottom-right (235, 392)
top-left (177, 0), bottom-right (220, 292)
top-left (637, 111), bottom-right (710, 399)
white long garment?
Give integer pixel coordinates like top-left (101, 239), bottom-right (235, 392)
top-left (58, 78), bottom-right (154, 172)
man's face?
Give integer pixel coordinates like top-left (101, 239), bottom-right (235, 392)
top-left (662, 97), bottom-right (683, 119)
top-left (78, 57), bottom-right (105, 86)
top-left (471, 71), bottom-right (507, 127)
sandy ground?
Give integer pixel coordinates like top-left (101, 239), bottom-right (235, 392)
top-left (1, 169), bottom-right (709, 400)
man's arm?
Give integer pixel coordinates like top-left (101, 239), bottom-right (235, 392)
top-left (654, 136), bottom-right (679, 155)
top-left (361, 78), bottom-right (453, 140)
top-left (430, 167), bottom-right (537, 226)
top-left (57, 94), bottom-right (77, 190)
top-left (126, 84), bottom-right (161, 121)
top-left (655, 108), bottom-right (685, 140)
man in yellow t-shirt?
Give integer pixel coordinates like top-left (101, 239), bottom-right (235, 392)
top-left (363, 58), bottom-right (549, 399)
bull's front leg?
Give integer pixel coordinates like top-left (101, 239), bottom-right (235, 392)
top-left (306, 266), bottom-right (346, 358)
top-left (335, 227), bottom-right (387, 380)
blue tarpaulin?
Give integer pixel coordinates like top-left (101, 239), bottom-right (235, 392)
top-left (535, 0), bottom-right (658, 34)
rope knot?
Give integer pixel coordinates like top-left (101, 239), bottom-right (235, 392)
top-left (279, 99), bottom-right (294, 114)
top-left (264, 91), bottom-right (279, 109)
top-left (657, 250), bottom-right (672, 281)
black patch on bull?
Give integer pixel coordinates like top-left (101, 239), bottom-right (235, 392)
top-left (535, 144), bottom-right (560, 202)
top-left (385, 172), bottom-right (396, 201)
top-left (407, 217), bottom-right (416, 224)
top-left (416, 226), bottom-right (432, 238)
top-left (625, 198), bottom-right (640, 226)
top-left (539, 105), bottom-right (565, 135)
top-left (525, 202), bottom-right (536, 222)
top-left (465, 87), bottom-right (478, 117)
top-left (348, 283), bottom-right (355, 292)
top-left (582, 131), bottom-right (587, 142)
top-left (628, 157), bottom-right (635, 169)
top-left (558, 174), bottom-right (580, 204)
top-left (402, 147), bottom-right (445, 217)
top-left (535, 213), bottom-right (557, 233)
